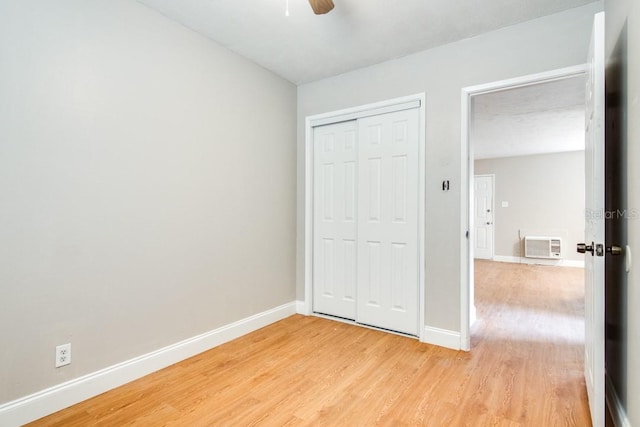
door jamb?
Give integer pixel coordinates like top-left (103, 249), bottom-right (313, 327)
top-left (460, 65), bottom-right (587, 351)
top-left (304, 93), bottom-right (427, 341)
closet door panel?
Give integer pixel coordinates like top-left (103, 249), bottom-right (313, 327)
top-left (312, 121), bottom-right (358, 319)
top-left (356, 109), bottom-right (419, 335)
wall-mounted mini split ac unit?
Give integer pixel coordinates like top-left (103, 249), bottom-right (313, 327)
top-left (524, 236), bottom-right (562, 259)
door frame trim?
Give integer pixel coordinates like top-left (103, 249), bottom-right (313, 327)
top-left (473, 174), bottom-right (496, 261)
top-left (460, 65), bottom-right (587, 351)
top-left (304, 93), bottom-right (427, 341)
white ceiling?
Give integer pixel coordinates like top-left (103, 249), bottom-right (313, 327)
top-left (472, 76), bottom-right (586, 159)
top-left (138, 0), bottom-right (597, 84)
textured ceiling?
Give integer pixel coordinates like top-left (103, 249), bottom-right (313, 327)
top-left (138, 0), bottom-right (598, 84)
top-left (472, 76), bottom-right (586, 159)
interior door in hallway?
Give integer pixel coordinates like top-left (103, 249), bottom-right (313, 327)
top-left (356, 108), bottom-right (420, 336)
top-left (474, 175), bottom-right (494, 260)
top-left (312, 120), bottom-right (358, 320)
top-left (582, 11), bottom-right (605, 427)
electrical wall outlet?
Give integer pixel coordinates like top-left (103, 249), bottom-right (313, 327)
top-left (55, 343), bottom-right (71, 368)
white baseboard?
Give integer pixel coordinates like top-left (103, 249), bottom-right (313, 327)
top-left (422, 325), bottom-right (461, 350)
top-left (560, 259), bottom-right (585, 268)
top-left (0, 302), bottom-right (297, 427)
top-left (606, 373), bottom-right (631, 427)
top-left (491, 255), bottom-right (584, 268)
top-left (296, 300), bottom-right (306, 314)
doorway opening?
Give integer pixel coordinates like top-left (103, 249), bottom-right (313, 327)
top-left (460, 65), bottom-right (587, 350)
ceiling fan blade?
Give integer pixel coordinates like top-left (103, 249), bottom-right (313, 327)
top-left (308, 0), bottom-right (335, 15)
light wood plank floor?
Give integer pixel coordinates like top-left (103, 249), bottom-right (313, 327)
top-left (30, 261), bottom-right (590, 426)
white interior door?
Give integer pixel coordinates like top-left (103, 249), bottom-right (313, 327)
top-left (356, 108), bottom-right (420, 336)
top-left (313, 120), bottom-right (358, 320)
top-left (583, 11), bottom-right (605, 427)
top-left (474, 175), bottom-right (494, 260)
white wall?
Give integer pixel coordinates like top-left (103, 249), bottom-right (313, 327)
top-left (605, 0), bottom-right (640, 424)
top-left (0, 0), bottom-right (296, 404)
top-left (475, 151), bottom-right (585, 262)
top-left (297, 2), bottom-right (604, 333)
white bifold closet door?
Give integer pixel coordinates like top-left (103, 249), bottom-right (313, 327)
top-left (313, 108), bottom-right (419, 336)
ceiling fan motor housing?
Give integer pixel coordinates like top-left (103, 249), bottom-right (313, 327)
top-left (308, 0), bottom-right (335, 14)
